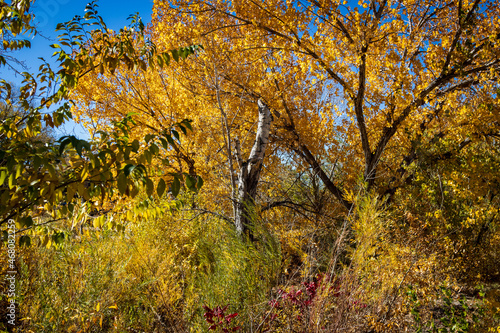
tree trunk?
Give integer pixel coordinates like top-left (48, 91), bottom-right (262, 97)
top-left (234, 99), bottom-right (272, 238)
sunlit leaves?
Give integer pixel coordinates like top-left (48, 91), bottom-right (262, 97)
top-left (0, 170), bottom-right (6, 186)
top-left (0, 0), bottom-right (34, 60)
top-left (117, 172), bottom-right (127, 195)
top-left (0, 0), bottom-right (204, 248)
top-left (0, 107), bottom-right (200, 238)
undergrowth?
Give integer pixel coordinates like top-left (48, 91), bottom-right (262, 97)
top-left (0, 190), bottom-right (498, 332)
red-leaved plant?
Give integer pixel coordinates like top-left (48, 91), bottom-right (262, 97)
top-left (260, 273), bottom-right (367, 331)
top-left (203, 304), bottom-right (240, 332)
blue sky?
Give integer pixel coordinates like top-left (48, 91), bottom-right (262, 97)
top-left (2, 0), bottom-right (154, 138)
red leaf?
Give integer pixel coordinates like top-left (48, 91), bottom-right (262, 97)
top-left (226, 313), bottom-right (238, 319)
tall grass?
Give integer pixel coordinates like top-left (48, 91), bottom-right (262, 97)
top-left (2, 187), bottom-right (498, 332)
top-left (1, 198), bottom-right (281, 332)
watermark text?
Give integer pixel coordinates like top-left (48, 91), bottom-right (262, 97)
top-left (5, 219), bottom-right (17, 326)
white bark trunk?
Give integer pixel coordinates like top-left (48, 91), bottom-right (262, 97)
top-left (234, 99), bottom-right (272, 238)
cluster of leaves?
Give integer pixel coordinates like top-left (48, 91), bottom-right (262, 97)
top-left (0, 108), bottom-right (198, 245)
top-left (0, 1), bottom-right (202, 239)
top-left (203, 304), bottom-right (240, 332)
top-left (407, 285), bottom-right (487, 333)
top-left (50, 1), bottom-right (201, 103)
top-left (0, 0), bottom-right (34, 67)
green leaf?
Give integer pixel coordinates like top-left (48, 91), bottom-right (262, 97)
top-left (66, 184), bottom-right (77, 202)
top-left (171, 175), bottom-right (180, 197)
top-left (196, 176), bottom-right (204, 190)
top-left (165, 134), bottom-right (175, 145)
top-left (149, 143), bottom-right (159, 155)
top-left (178, 124), bottom-right (187, 135)
top-left (8, 172), bottom-right (15, 189)
top-left (143, 150), bottom-right (152, 164)
top-left (79, 139), bottom-right (91, 155)
top-left (117, 173), bottom-right (127, 195)
top-left (159, 137), bottom-right (169, 150)
top-left (131, 139), bottom-right (140, 152)
top-left (0, 170), bottom-right (6, 186)
top-left (20, 217), bottom-right (34, 228)
top-left (162, 53), bottom-right (170, 65)
top-left (58, 137), bottom-right (71, 155)
top-left (157, 178), bottom-right (166, 197)
top-left (15, 164), bottom-right (22, 179)
top-left (123, 164), bottom-right (136, 176)
top-left (182, 119), bottom-right (193, 131)
top-left (52, 232), bottom-right (65, 244)
top-left (33, 155), bottom-right (42, 170)
top-left (185, 174), bottom-right (196, 191)
top-left (146, 178), bottom-right (154, 197)
top-left (19, 235), bottom-right (31, 247)
top-left (171, 49), bottom-right (179, 62)
top-left (171, 129), bottom-right (180, 141)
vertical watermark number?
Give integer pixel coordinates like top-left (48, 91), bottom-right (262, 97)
top-left (5, 219), bottom-right (16, 326)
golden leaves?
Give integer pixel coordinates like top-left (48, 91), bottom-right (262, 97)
top-left (69, 0), bottom-right (500, 224)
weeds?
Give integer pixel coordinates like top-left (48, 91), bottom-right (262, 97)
top-left (1, 189), bottom-right (498, 332)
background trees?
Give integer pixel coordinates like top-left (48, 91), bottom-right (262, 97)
top-left (67, 1), bottom-right (500, 329)
top-left (73, 0), bottom-right (500, 236)
top-left (0, 1), bottom-right (201, 234)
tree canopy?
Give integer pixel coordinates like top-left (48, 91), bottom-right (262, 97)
top-left (73, 0), bottom-right (500, 221)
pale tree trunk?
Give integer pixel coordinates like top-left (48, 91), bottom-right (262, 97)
top-left (234, 99), bottom-right (272, 238)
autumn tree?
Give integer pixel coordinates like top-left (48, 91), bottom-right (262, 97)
top-left (0, 0), bottom-right (34, 72)
top-left (71, 0), bottom-right (499, 239)
top-left (0, 0), bottom-right (200, 243)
